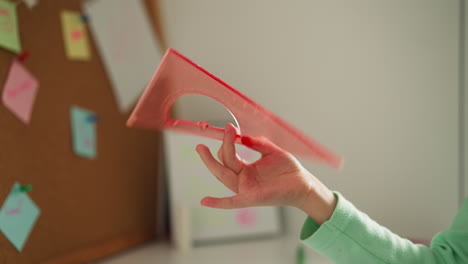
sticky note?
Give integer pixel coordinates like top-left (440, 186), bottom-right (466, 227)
top-left (61, 10), bottom-right (91, 60)
top-left (0, 0), bottom-right (21, 53)
top-left (70, 106), bottom-right (97, 159)
top-left (0, 183), bottom-right (40, 251)
top-left (2, 60), bottom-right (39, 124)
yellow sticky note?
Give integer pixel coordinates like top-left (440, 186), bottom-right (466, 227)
top-left (60, 10), bottom-right (90, 60)
top-left (0, 0), bottom-right (21, 53)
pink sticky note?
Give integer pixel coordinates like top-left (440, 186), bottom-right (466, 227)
top-left (2, 60), bottom-right (39, 124)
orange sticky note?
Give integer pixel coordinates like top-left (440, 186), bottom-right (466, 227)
top-left (2, 60), bottom-right (39, 124)
top-left (60, 10), bottom-right (90, 60)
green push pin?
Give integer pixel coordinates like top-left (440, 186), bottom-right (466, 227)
top-left (19, 184), bottom-right (33, 192)
top-left (296, 245), bottom-right (305, 264)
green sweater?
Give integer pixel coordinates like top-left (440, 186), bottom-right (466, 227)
top-left (300, 193), bottom-right (468, 263)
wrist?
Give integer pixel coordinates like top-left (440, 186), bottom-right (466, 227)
top-left (297, 179), bottom-right (337, 225)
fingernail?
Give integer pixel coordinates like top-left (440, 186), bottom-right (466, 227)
top-left (195, 144), bottom-right (203, 152)
top-left (241, 136), bottom-right (252, 147)
top-left (201, 197), bottom-right (212, 207)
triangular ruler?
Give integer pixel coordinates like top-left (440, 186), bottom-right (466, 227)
top-left (127, 48), bottom-right (342, 169)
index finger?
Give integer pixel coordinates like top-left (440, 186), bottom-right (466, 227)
top-left (196, 144), bottom-right (239, 193)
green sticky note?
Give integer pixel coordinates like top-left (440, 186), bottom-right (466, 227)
top-left (0, 183), bottom-right (40, 251)
top-left (0, 0), bottom-right (21, 53)
top-left (70, 105), bottom-right (97, 159)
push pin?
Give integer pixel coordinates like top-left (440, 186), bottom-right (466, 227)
top-left (19, 184), bottom-right (32, 192)
top-left (86, 114), bottom-right (99, 122)
top-left (296, 245), bottom-right (305, 264)
top-left (80, 14), bottom-right (89, 23)
top-left (18, 51), bottom-right (30, 62)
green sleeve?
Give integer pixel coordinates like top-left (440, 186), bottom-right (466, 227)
top-left (300, 192), bottom-right (468, 264)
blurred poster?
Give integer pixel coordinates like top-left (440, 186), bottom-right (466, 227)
top-left (83, 0), bottom-right (163, 112)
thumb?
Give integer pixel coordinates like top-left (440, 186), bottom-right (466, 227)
top-left (241, 135), bottom-right (280, 155)
top-left (201, 195), bottom-right (250, 209)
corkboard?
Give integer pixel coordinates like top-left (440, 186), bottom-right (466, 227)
top-left (0, 0), bottom-right (166, 263)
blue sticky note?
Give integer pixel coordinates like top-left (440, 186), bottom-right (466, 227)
top-left (0, 183), bottom-right (40, 251)
top-left (71, 105), bottom-right (97, 159)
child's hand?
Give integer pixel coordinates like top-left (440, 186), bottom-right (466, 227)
top-left (196, 123), bottom-right (337, 224)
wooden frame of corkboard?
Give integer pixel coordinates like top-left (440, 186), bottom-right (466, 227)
top-left (0, 0), bottom-right (167, 263)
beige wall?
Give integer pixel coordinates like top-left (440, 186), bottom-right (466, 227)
top-left (160, 0), bottom-right (460, 239)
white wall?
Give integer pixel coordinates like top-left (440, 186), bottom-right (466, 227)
top-left (159, 0), bottom-right (460, 239)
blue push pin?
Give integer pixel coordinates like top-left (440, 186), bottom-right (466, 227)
top-left (81, 14), bottom-right (89, 23)
top-left (86, 114), bottom-right (99, 123)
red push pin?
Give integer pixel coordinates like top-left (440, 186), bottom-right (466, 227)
top-left (18, 51), bottom-right (30, 62)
